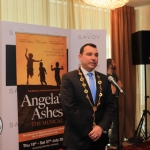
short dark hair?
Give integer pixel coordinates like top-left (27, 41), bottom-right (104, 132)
top-left (79, 43), bottom-right (97, 54)
top-left (107, 58), bottom-right (112, 69)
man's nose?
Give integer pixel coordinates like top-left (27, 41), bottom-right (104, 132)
top-left (92, 55), bottom-right (96, 59)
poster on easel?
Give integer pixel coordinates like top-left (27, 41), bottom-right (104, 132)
top-left (16, 33), bottom-right (67, 150)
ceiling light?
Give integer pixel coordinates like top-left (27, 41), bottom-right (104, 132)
top-left (82, 0), bottom-right (129, 10)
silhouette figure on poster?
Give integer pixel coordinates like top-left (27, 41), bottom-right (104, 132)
top-left (51, 62), bottom-right (64, 86)
top-left (25, 48), bottom-right (42, 84)
top-left (38, 62), bottom-right (47, 85)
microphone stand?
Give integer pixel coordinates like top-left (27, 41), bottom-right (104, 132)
top-left (116, 93), bottom-right (123, 150)
top-left (108, 75), bottom-right (125, 149)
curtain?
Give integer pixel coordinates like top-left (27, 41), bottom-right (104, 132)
top-left (135, 6), bottom-right (150, 135)
top-left (111, 6), bottom-right (136, 140)
top-left (0, 0), bottom-right (111, 57)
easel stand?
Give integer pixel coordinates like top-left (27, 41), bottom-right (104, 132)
top-left (134, 64), bottom-right (150, 146)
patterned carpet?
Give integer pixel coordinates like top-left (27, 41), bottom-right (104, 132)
top-left (113, 141), bottom-right (150, 150)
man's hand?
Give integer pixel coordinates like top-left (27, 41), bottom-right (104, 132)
top-left (88, 125), bottom-right (103, 142)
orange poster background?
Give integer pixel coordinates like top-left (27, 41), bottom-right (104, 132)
top-left (19, 126), bottom-right (64, 142)
top-left (16, 33), bottom-right (67, 85)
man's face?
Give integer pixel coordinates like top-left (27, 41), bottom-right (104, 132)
top-left (112, 60), bottom-right (116, 70)
top-left (78, 45), bottom-right (98, 72)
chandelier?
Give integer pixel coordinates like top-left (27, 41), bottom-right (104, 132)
top-left (82, 0), bottom-right (129, 10)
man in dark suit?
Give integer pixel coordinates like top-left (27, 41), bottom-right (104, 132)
top-left (60, 43), bottom-right (116, 150)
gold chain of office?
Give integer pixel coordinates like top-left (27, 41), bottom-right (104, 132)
top-left (78, 69), bottom-right (103, 127)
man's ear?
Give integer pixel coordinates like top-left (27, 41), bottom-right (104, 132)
top-left (110, 64), bottom-right (114, 69)
top-left (108, 64), bottom-right (111, 69)
top-left (78, 54), bottom-right (81, 60)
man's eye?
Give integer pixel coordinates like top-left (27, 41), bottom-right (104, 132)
top-left (95, 54), bottom-right (99, 57)
top-left (86, 53), bottom-right (98, 56)
top-left (87, 53), bottom-right (92, 56)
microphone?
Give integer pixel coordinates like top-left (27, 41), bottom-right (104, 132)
top-left (108, 76), bottom-right (125, 95)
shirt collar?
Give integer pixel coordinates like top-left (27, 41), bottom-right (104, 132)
top-left (80, 66), bottom-right (95, 76)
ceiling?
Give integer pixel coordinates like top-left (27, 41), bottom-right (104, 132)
top-left (125, 0), bottom-right (150, 8)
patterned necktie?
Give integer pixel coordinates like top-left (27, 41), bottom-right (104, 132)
top-left (87, 73), bottom-right (96, 104)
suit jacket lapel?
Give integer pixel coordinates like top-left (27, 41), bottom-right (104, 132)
top-left (78, 68), bottom-right (94, 105)
top-left (95, 72), bottom-right (100, 104)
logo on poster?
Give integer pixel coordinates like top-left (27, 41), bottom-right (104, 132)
top-left (78, 33), bottom-right (101, 40)
top-left (0, 117), bottom-right (3, 135)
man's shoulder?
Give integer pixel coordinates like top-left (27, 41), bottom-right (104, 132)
top-left (96, 71), bottom-right (108, 79)
top-left (63, 70), bottom-right (78, 76)
top-left (112, 72), bottom-right (118, 77)
top-left (112, 73), bottom-right (119, 81)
